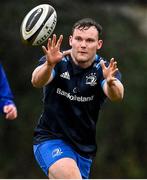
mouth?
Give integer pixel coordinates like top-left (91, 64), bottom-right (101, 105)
top-left (78, 51), bottom-right (87, 55)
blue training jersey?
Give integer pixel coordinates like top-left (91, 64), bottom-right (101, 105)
top-left (33, 54), bottom-right (122, 158)
top-left (0, 64), bottom-right (14, 113)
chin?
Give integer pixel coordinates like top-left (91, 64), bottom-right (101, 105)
top-left (76, 57), bottom-right (88, 62)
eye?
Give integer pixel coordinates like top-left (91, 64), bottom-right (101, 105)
top-left (86, 39), bottom-right (94, 43)
top-left (75, 36), bottom-right (82, 41)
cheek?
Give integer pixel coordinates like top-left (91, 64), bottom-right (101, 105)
top-left (90, 45), bottom-right (98, 52)
top-left (71, 41), bottom-right (78, 49)
top-left (95, 43), bottom-right (100, 51)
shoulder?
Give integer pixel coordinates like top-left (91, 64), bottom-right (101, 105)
top-left (61, 55), bottom-right (70, 63)
top-left (38, 55), bottom-right (70, 65)
top-left (55, 55), bottom-right (70, 70)
top-left (94, 54), bottom-right (108, 70)
top-left (38, 56), bottom-right (46, 65)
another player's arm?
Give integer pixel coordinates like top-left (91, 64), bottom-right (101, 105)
top-left (100, 58), bottom-right (124, 101)
top-left (3, 104), bottom-right (17, 120)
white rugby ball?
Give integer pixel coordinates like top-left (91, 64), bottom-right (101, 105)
top-left (20, 4), bottom-right (57, 46)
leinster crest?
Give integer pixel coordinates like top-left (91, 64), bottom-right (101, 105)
top-left (86, 73), bottom-right (97, 86)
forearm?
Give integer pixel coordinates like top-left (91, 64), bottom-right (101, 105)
top-left (31, 61), bottom-right (54, 88)
top-left (104, 80), bottom-right (124, 101)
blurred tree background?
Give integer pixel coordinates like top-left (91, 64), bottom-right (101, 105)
top-left (0, 0), bottom-right (147, 178)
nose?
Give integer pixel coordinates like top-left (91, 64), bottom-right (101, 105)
top-left (80, 40), bottom-right (86, 47)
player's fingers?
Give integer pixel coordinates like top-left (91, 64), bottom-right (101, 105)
top-left (56, 35), bottom-right (63, 49)
top-left (110, 59), bottom-right (118, 71)
top-left (3, 105), bottom-right (12, 113)
top-left (111, 68), bottom-right (118, 76)
top-left (113, 61), bottom-right (117, 69)
top-left (111, 61), bottom-right (117, 70)
top-left (6, 112), bottom-right (16, 120)
top-left (109, 58), bottom-right (115, 68)
top-left (3, 105), bottom-right (7, 113)
top-left (5, 107), bottom-right (17, 120)
top-left (110, 58), bottom-right (115, 62)
top-left (4, 105), bottom-right (13, 113)
top-left (47, 38), bottom-right (52, 49)
top-left (100, 60), bottom-right (106, 70)
top-left (52, 34), bottom-right (57, 47)
top-left (42, 46), bottom-right (48, 55)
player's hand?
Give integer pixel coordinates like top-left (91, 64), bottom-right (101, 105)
top-left (3, 104), bottom-right (17, 120)
top-left (100, 58), bottom-right (118, 86)
top-left (42, 34), bottom-right (64, 67)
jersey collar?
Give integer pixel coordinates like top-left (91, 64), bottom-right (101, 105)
top-left (67, 55), bottom-right (97, 75)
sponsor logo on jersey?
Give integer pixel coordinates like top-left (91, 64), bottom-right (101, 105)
top-left (52, 147), bottom-right (63, 158)
top-left (73, 87), bottom-right (79, 93)
top-left (56, 88), bottom-right (94, 102)
top-left (60, 71), bottom-right (70, 80)
top-left (86, 73), bottom-right (97, 86)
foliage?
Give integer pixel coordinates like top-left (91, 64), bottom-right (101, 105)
top-left (0, 0), bottom-right (147, 178)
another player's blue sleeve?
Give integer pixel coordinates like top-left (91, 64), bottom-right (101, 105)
top-left (0, 64), bottom-right (15, 113)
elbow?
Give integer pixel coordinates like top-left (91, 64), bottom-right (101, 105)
top-left (111, 84), bottom-right (124, 102)
top-left (111, 95), bottom-right (123, 102)
top-left (118, 87), bottom-right (124, 101)
top-left (31, 78), bottom-right (42, 88)
top-left (31, 79), bottom-right (38, 88)
top-left (31, 69), bottom-right (43, 88)
top-left (110, 91), bottom-right (124, 102)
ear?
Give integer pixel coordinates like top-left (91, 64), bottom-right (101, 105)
top-left (69, 35), bottom-right (72, 46)
top-left (97, 40), bottom-right (103, 50)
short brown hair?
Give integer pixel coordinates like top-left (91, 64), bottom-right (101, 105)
top-left (72, 18), bottom-right (102, 35)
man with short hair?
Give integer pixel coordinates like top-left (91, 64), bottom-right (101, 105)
top-left (32, 18), bottom-right (124, 179)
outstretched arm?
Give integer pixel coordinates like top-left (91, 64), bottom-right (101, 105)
top-left (100, 58), bottom-right (124, 101)
top-left (31, 34), bottom-right (71, 88)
